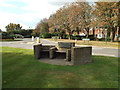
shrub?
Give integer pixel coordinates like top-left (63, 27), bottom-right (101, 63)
top-left (94, 37), bottom-right (99, 41)
top-left (89, 37), bottom-right (96, 40)
top-left (62, 34), bottom-right (66, 39)
top-left (98, 38), bottom-right (104, 41)
top-left (24, 35), bottom-right (32, 38)
top-left (2, 36), bottom-right (14, 39)
top-left (2, 32), bottom-right (14, 39)
top-left (39, 34), bottom-right (42, 38)
top-left (42, 32), bottom-right (51, 38)
top-left (51, 32), bottom-right (58, 36)
top-left (95, 38), bottom-right (111, 41)
top-left (71, 35), bottom-right (86, 40)
top-left (88, 35), bottom-right (95, 40)
top-left (2, 32), bottom-right (8, 36)
top-left (66, 35), bottom-right (69, 39)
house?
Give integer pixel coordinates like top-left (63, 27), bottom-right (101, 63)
top-left (49, 26), bottom-right (119, 40)
top-left (95, 28), bottom-right (106, 39)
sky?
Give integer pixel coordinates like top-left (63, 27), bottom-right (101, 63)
top-left (0, 0), bottom-right (99, 31)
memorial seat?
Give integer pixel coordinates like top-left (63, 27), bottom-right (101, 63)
top-left (34, 43), bottom-right (55, 59)
top-left (49, 42), bottom-right (75, 61)
top-left (34, 42), bottom-right (92, 65)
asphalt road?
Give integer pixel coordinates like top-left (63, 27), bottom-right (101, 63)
top-left (1, 38), bottom-right (120, 57)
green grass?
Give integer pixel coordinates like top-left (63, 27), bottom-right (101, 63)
top-left (1, 39), bottom-right (22, 42)
top-left (2, 47), bottom-right (118, 88)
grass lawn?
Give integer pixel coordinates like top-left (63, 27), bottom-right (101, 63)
top-left (47, 38), bottom-right (119, 49)
top-left (1, 39), bottom-right (22, 42)
top-left (2, 47), bottom-right (118, 88)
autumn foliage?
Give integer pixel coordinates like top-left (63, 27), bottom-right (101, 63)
top-left (35, 1), bottom-right (119, 41)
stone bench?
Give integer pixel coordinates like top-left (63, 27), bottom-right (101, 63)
top-left (49, 47), bottom-right (57, 59)
top-left (71, 47), bottom-right (92, 65)
top-left (66, 49), bottom-right (71, 61)
top-left (34, 44), bottom-right (55, 59)
top-left (56, 42), bottom-right (75, 52)
top-left (34, 44), bottom-right (42, 59)
top-left (49, 47), bottom-right (67, 60)
top-left (49, 42), bottom-right (75, 60)
top-left (34, 42), bottom-right (92, 65)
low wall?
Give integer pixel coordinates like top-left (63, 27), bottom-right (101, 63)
top-left (42, 44), bottom-right (55, 51)
top-left (71, 47), bottom-right (92, 65)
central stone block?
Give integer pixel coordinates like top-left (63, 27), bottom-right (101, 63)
top-left (59, 42), bottom-right (71, 48)
top-left (57, 42), bottom-right (75, 52)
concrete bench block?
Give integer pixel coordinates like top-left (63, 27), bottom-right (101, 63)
top-left (57, 42), bottom-right (75, 52)
top-left (57, 42), bottom-right (75, 48)
top-left (49, 47), bottom-right (57, 59)
top-left (66, 49), bottom-right (71, 61)
top-left (71, 47), bottom-right (92, 65)
top-left (33, 44), bottom-right (42, 59)
top-left (42, 45), bottom-right (55, 51)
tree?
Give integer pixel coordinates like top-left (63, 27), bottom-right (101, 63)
top-left (0, 29), bottom-right (2, 33)
top-left (35, 18), bottom-right (49, 36)
top-left (69, 1), bottom-right (92, 37)
top-left (93, 2), bottom-right (119, 42)
top-left (49, 4), bottom-right (76, 39)
top-left (48, 13), bottom-right (57, 33)
top-left (5, 23), bottom-right (22, 33)
top-left (48, 5), bottom-right (72, 39)
top-left (48, 1), bottom-right (92, 39)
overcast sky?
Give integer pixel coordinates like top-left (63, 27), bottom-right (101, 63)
top-left (0, 0), bottom-right (98, 31)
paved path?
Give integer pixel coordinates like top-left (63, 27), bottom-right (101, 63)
top-left (1, 38), bottom-right (56, 49)
top-left (1, 38), bottom-right (120, 57)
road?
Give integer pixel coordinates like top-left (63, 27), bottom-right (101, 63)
top-left (1, 38), bottom-right (120, 57)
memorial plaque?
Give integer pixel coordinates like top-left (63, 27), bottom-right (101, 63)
top-left (58, 42), bottom-right (71, 48)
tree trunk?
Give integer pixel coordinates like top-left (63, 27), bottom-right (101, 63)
top-left (58, 36), bottom-right (60, 39)
top-left (111, 27), bottom-right (115, 42)
top-left (85, 27), bottom-right (89, 38)
top-left (77, 31), bottom-right (79, 35)
top-left (76, 27), bottom-right (79, 35)
top-left (68, 32), bottom-right (72, 40)
top-left (93, 28), bottom-right (95, 37)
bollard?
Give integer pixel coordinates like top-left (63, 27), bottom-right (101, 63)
top-left (36, 37), bottom-right (40, 43)
top-left (32, 36), bottom-right (34, 41)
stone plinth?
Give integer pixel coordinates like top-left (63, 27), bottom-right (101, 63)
top-left (71, 47), bottom-right (92, 65)
top-left (66, 49), bottom-right (71, 61)
top-left (57, 42), bottom-right (75, 52)
top-left (49, 47), bottom-right (57, 59)
top-left (34, 44), bottom-right (42, 59)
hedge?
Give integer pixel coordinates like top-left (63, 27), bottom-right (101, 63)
top-left (42, 32), bottom-right (51, 38)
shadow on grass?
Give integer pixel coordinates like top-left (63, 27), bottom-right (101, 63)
top-left (2, 47), bottom-right (118, 88)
